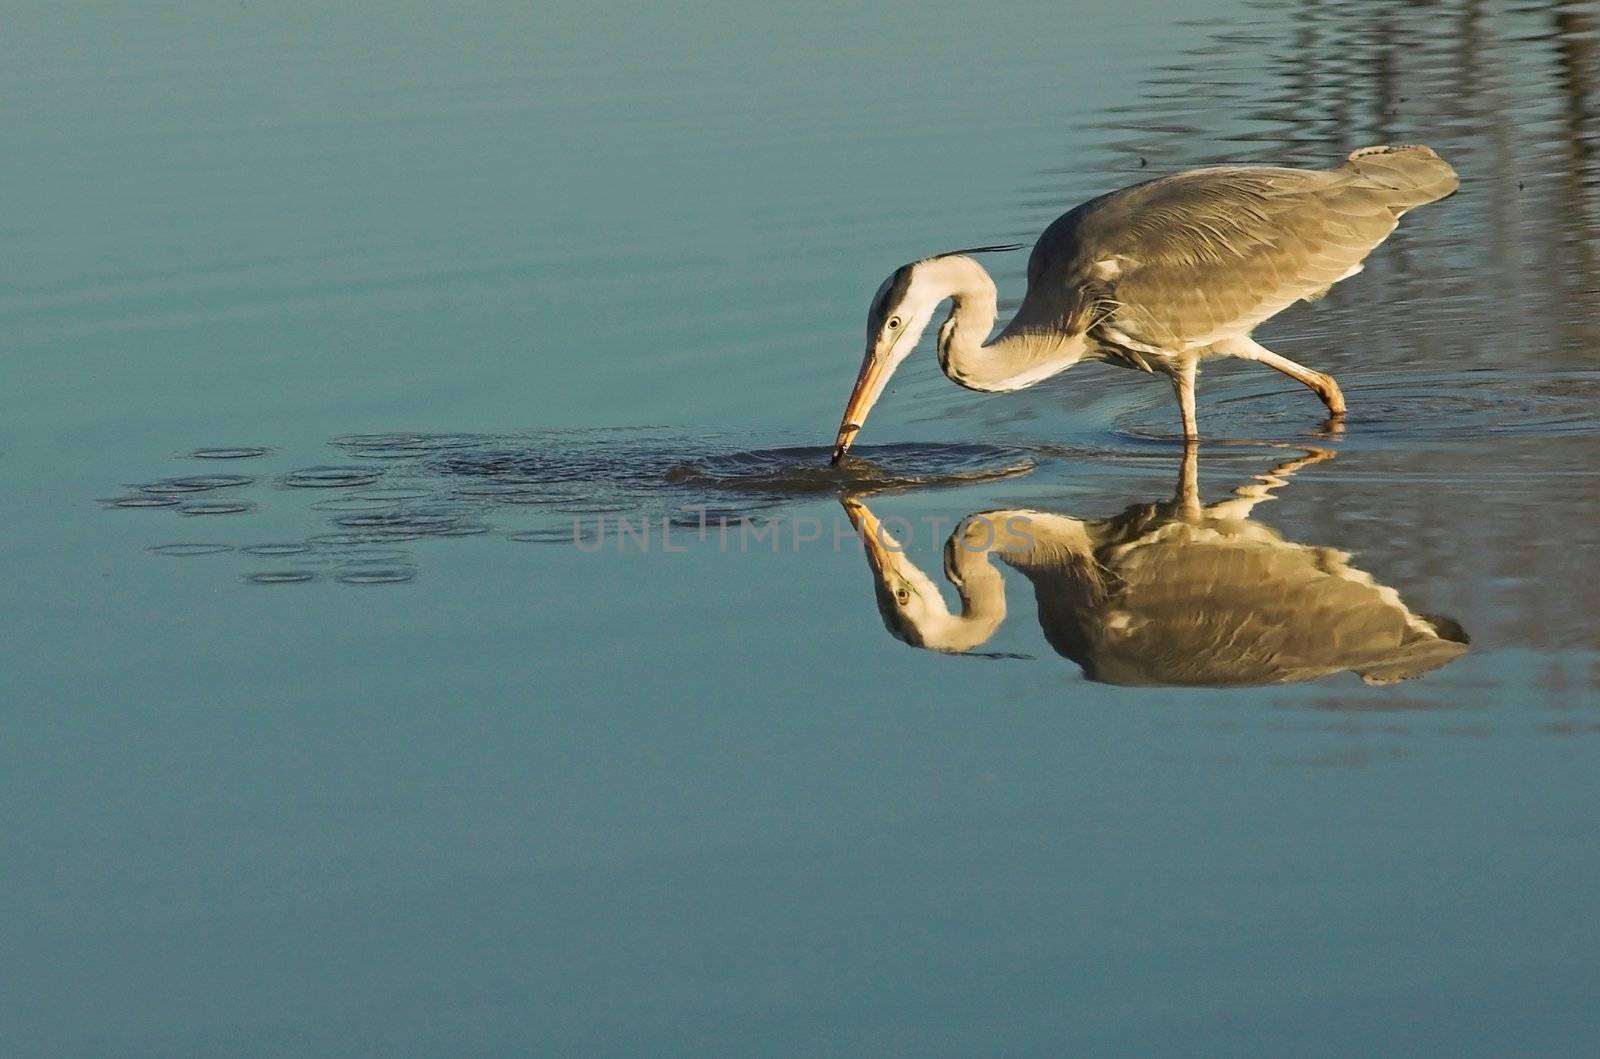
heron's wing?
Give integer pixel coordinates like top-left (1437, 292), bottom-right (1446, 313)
top-left (1018, 146), bottom-right (1458, 351)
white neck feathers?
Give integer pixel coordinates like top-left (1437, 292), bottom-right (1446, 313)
top-left (915, 255), bottom-right (1087, 393)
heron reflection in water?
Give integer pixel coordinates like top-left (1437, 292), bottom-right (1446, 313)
top-left (843, 448), bottom-right (1468, 687)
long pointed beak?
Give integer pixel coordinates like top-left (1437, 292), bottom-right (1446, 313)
top-left (831, 345), bottom-right (893, 465)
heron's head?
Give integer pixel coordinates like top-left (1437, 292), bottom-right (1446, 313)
top-left (843, 496), bottom-right (947, 644)
top-left (842, 497), bottom-right (1006, 653)
top-left (830, 245), bottom-right (1023, 464)
top-left (829, 263), bottom-right (939, 464)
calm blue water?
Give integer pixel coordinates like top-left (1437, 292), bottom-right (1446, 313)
top-left (5, 1), bottom-right (1600, 1055)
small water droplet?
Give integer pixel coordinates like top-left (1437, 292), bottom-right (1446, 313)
top-left (148, 543), bottom-right (234, 556)
top-left (240, 542), bottom-right (314, 557)
top-left (336, 567), bottom-right (416, 585)
top-left (431, 523), bottom-right (492, 537)
top-left (190, 447), bottom-right (272, 460)
top-left (180, 501), bottom-right (255, 515)
top-left (244, 571), bottom-right (317, 585)
top-left (306, 531), bottom-right (427, 546)
top-left (103, 495), bottom-right (181, 509)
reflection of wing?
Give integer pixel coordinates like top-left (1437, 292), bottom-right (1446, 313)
top-left (1010, 147), bottom-right (1459, 351)
top-left (1007, 520), bottom-right (1469, 687)
top-left (850, 447), bottom-right (1468, 689)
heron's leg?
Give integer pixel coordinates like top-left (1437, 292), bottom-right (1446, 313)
top-left (1222, 335), bottom-right (1346, 416)
top-left (1171, 354), bottom-right (1200, 440)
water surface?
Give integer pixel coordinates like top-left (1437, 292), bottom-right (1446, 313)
top-left (5, 1), bottom-right (1600, 1055)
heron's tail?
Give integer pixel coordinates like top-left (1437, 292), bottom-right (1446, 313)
top-left (1341, 144), bottom-right (1460, 209)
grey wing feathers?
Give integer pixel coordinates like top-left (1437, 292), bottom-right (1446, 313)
top-left (1018, 145), bottom-right (1458, 351)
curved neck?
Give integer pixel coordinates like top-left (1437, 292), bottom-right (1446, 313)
top-left (922, 255), bottom-right (1087, 393)
top-left (906, 542), bottom-right (1007, 653)
top-left (946, 541), bottom-right (1008, 628)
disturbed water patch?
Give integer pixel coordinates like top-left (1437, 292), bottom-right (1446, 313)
top-left (667, 443), bottom-right (1035, 496)
top-left (109, 430), bottom-right (1040, 582)
top-left (283, 466), bottom-right (386, 489)
top-left (332, 432), bottom-right (497, 459)
top-left (132, 474), bottom-right (255, 494)
top-left (101, 471), bottom-right (258, 511)
top-left (1326, 371), bottom-right (1600, 443)
top-left (1113, 369), bottom-right (1600, 447)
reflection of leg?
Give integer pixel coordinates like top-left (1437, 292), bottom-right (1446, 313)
top-left (1261, 447), bottom-right (1337, 482)
top-left (1171, 355), bottom-right (1200, 440)
top-left (1175, 440), bottom-right (1202, 521)
top-left (1210, 447), bottom-right (1338, 520)
top-left (1221, 335), bottom-right (1347, 416)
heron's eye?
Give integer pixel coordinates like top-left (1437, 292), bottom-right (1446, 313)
top-left (895, 586), bottom-right (911, 605)
top-left (887, 317), bottom-right (902, 331)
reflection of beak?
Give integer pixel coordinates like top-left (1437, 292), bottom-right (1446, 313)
top-left (841, 495), bottom-right (868, 530)
top-left (841, 496), bottom-right (891, 575)
top-left (831, 344), bottom-right (893, 465)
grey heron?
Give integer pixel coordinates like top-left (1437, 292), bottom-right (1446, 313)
top-left (831, 145), bottom-right (1459, 462)
top-left (843, 446), bottom-right (1469, 687)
